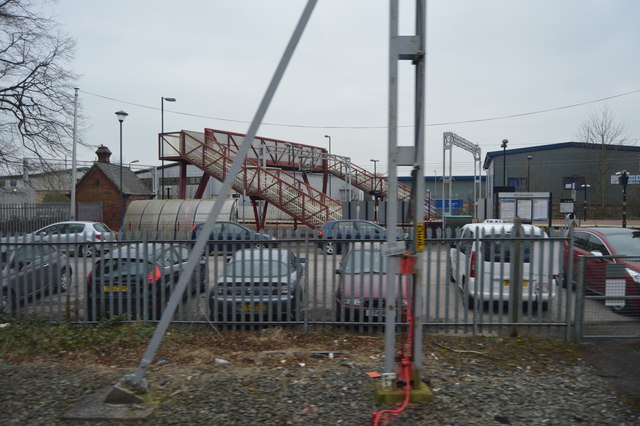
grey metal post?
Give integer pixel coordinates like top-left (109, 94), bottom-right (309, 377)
top-left (107, 0), bottom-right (318, 401)
top-left (411, 0), bottom-right (426, 371)
top-left (574, 255), bottom-right (585, 343)
top-left (510, 217), bottom-right (522, 337)
top-left (384, 0), bottom-right (401, 375)
top-left (70, 88), bottom-right (79, 220)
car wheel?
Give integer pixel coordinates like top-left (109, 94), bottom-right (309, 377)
top-left (80, 245), bottom-right (95, 258)
top-left (1, 290), bottom-right (16, 315)
top-left (324, 242), bottom-right (335, 255)
top-left (58, 269), bottom-right (70, 293)
top-left (448, 260), bottom-right (456, 283)
top-left (253, 242), bottom-right (264, 249)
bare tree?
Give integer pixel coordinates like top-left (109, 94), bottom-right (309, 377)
top-left (576, 106), bottom-right (629, 207)
top-left (0, 0), bottom-right (78, 174)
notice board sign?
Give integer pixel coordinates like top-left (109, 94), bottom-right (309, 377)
top-left (498, 192), bottom-right (552, 227)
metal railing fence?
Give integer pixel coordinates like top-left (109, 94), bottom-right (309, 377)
top-left (0, 229), bottom-right (583, 340)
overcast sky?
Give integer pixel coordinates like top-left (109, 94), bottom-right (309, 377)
top-left (52, 0), bottom-right (640, 177)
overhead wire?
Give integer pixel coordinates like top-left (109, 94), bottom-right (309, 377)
top-left (79, 88), bottom-right (640, 130)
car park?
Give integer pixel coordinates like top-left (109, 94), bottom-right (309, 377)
top-left (316, 220), bottom-right (388, 254)
top-left (0, 242), bottom-right (71, 314)
top-left (190, 221), bottom-right (274, 253)
top-left (85, 242), bottom-right (208, 320)
top-left (29, 221), bottom-right (116, 257)
top-left (564, 226), bottom-right (640, 312)
top-left (334, 242), bottom-right (409, 323)
top-left (210, 248), bottom-right (305, 321)
top-left (449, 220), bottom-right (560, 310)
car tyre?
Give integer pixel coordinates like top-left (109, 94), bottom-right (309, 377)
top-left (58, 269), bottom-right (70, 293)
top-left (1, 290), bottom-right (17, 315)
top-left (80, 245), bottom-right (95, 258)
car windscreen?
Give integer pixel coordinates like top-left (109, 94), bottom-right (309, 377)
top-left (607, 232), bottom-right (640, 256)
top-left (93, 259), bottom-right (151, 278)
top-left (224, 259), bottom-right (290, 277)
top-left (481, 239), bottom-right (532, 263)
top-left (342, 250), bottom-right (387, 274)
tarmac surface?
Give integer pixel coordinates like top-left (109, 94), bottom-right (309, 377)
top-left (580, 339), bottom-right (640, 404)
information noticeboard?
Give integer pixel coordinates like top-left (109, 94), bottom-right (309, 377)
top-left (498, 192), bottom-right (552, 227)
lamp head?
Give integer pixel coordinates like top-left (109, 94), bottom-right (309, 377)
top-left (163, 97), bottom-right (176, 102)
top-left (115, 110), bottom-right (128, 122)
top-left (501, 139), bottom-right (508, 149)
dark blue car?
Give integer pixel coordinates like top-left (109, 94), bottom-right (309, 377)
top-left (316, 220), bottom-right (387, 254)
top-left (190, 221), bottom-right (274, 253)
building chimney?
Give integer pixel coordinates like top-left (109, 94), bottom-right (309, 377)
top-left (96, 145), bottom-right (112, 163)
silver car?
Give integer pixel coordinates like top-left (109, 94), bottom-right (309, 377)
top-left (0, 242), bottom-right (72, 315)
top-left (29, 221), bottom-right (116, 257)
top-left (210, 248), bottom-right (305, 321)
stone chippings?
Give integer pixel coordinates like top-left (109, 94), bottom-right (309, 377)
top-left (1, 357), bottom-right (639, 425)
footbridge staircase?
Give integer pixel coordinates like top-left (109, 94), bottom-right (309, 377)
top-left (159, 129), bottom-right (437, 229)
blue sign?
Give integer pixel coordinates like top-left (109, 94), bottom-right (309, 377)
top-left (435, 199), bottom-right (464, 215)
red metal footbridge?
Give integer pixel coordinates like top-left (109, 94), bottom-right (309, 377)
top-left (159, 129), bottom-right (436, 229)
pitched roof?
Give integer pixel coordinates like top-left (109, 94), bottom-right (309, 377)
top-left (92, 162), bottom-right (154, 196)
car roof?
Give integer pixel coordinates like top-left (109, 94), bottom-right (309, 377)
top-left (107, 243), bottom-right (185, 259)
top-left (578, 226), bottom-right (640, 236)
top-left (230, 248), bottom-right (292, 260)
top-left (346, 242), bottom-right (384, 251)
top-left (461, 222), bottom-right (546, 235)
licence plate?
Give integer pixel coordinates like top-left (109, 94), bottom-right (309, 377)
top-left (237, 303), bottom-right (266, 312)
top-left (103, 285), bottom-right (128, 292)
top-left (503, 280), bottom-right (528, 287)
top-left (365, 309), bottom-right (384, 317)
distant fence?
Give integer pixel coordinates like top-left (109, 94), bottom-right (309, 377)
top-left (0, 203), bottom-right (70, 234)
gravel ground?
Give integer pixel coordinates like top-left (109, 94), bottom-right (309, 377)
top-left (1, 331), bottom-right (640, 426)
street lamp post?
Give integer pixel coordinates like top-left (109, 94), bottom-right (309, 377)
top-left (618, 170), bottom-right (629, 228)
top-left (115, 110), bottom-right (128, 233)
top-left (370, 159), bottom-right (379, 221)
top-left (161, 97), bottom-right (176, 199)
top-left (501, 139), bottom-right (508, 187)
top-left (580, 183), bottom-right (591, 222)
top-left (324, 135), bottom-right (331, 195)
top-left (526, 155), bottom-right (532, 191)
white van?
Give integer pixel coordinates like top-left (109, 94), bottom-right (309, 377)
top-left (449, 221), bottom-right (561, 310)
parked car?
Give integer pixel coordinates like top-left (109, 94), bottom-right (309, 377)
top-left (334, 242), bottom-right (409, 323)
top-left (449, 221), bottom-right (560, 310)
top-left (85, 242), bottom-right (208, 320)
top-left (210, 248), bottom-right (305, 321)
top-left (0, 241), bottom-right (72, 314)
top-left (316, 220), bottom-right (388, 254)
top-left (28, 221), bottom-right (116, 257)
top-left (563, 227), bottom-right (640, 312)
top-left (190, 221), bottom-right (274, 253)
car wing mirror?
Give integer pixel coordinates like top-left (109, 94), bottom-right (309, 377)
top-left (590, 250), bottom-right (603, 257)
top-left (335, 268), bottom-right (342, 275)
top-left (299, 258), bottom-right (306, 264)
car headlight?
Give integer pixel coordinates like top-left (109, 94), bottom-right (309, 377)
top-left (626, 268), bottom-right (640, 284)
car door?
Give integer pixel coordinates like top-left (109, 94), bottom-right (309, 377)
top-left (8, 245), bottom-right (48, 302)
top-left (584, 233), bottom-right (612, 294)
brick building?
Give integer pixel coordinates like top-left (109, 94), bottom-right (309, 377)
top-left (76, 146), bottom-right (154, 231)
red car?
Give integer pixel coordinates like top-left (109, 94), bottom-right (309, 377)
top-left (564, 227), bottom-right (640, 313)
top-left (334, 242), bottom-right (410, 323)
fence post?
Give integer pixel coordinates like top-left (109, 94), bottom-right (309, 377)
top-left (510, 217), bottom-right (522, 337)
top-left (574, 256), bottom-right (585, 343)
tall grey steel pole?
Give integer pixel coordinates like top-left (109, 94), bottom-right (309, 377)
top-left (70, 88), bottom-right (79, 220)
top-left (115, 111), bottom-right (128, 233)
top-left (106, 0), bottom-right (318, 402)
